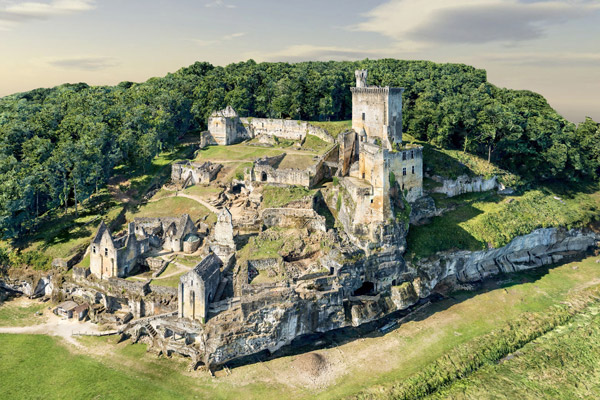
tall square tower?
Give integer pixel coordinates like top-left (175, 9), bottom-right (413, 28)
top-left (350, 70), bottom-right (404, 149)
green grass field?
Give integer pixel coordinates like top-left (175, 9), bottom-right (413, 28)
top-left (126, 197), bottom-right (214, 224)
top-left (430, 304), bottom-right (600, 399)
top-left (309, 120), bottom-right (352, 139)
top-left (195, 143), bottom-right (285, 162)
top-left (0, 301), bottom-right (47, 327)
top-left (261, 185), bottom-right (316, 208)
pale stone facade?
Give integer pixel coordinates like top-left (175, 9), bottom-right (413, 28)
top-left (178, 253), bottom-right (222, 323)
top-left (171, 161), bottom-right (222, 187)
top-left (209, 208), bottom-right (236, 265)
top-left (338, 70), bottom-right (424, 241)
top-left (351, 70), bottom-right (403, 149)
top-left (134, 215), bottom-right (197, 253)
top-left (89, 222), bottom-right (150, 280)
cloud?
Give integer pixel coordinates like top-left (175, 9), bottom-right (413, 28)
top-left (244, 44), bottom-right (396, 63)
top-left (481, 51), bottom-right (600, 67)
top-left (354, 0), bottom-right (600, 48)
top-left (223, 32), bottom-right (245, 40)
top-left (205, 0), bottom-right (236, 9)
top-left (0, 0), bottom-right (95, 29)
top-left (190, 32), bottom-right (246, 47)
top-left (46, 56), bottom-right (118, 71)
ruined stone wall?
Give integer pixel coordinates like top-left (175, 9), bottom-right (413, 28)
top-left (338, 130), bottom-right (357, 176)
top-left (252, 164), bottom-right (312, 187)
top-left (239, 118), bottom-right (334, 143)
top-left (431, 174), bottom-right (498, 197)
top-left (171, 162), bottom-right (222, 185)
top-left (208, 115), bottom-right (239, 145)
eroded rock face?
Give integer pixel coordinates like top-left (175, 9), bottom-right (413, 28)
top-left (431, 174), bottom-right (498, 198)
top-left (391, 282), bottom-right (418, 310)
top-left (408, 228), bottom-right (598, 298)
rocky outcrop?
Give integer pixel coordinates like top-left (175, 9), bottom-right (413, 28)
top-left (391, 282), bottom-right (419, 310)
top-left (409, 195), bottom-right (439, 225)
top-left (408, 228), bottom-right (598, 299)
top-left (431, 174), bottom-right (498, 197)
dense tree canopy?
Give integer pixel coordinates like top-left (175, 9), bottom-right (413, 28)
top-left (0, 59), bottom-right (598, 238)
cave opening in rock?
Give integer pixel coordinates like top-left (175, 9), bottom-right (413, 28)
top-left (353, 281), bottom-right (375, 296)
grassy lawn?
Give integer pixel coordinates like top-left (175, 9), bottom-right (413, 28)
top-left (278, 154), bottom-right (317, 170)
top-left (195, 144), bottom-right (285, 162)
top-left (0, 334), bottom-right (202, 399)
top-left (0, 301), bottom-right (47, 327)
top-left (262, 185), bottom-right (316, 208)
top-left (301, 134), bottom-right (330, 153)
top-left (127, 197), bottom-right (213, 224)
top-left (173, 254), bottom-right (206, 268)
top-left (309, 120), bottom-right (352, 139)
top-left (431, 303), bottom-right (600, 399)
top-left (407, 184), bottom-right (600, 259)
top-left (251, 269), bottom-right (285, 285)
top-left (151, 273), bottom-right (184, 288)
top-left (181, 184), bottom-right (221, 198)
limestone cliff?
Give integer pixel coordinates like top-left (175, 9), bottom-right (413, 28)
top-left (406, 228), bottom-right (598, 298)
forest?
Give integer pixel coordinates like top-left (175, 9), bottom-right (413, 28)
top-left (0, 59), bottom-right (599, 239)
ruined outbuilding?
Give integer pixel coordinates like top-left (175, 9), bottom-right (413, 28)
top-left (178, 253), bottom-right (222, 323)
top-left (90, 222), bottom-right (150, 279)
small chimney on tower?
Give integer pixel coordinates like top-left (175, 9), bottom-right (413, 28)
top-left (355, 70), bottom-right (368, 88)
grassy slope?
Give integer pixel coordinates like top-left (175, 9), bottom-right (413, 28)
top-left (430, 305), bottom-right (600, 399)
top-left (407, 184), bottom-right (600, 259)
top-left (126, 196), bottom-right (214, 225)
top-left (0, 301), bottom-right (47, 327)
top-left (309, 120), bottom-right (352, 139)
top-left (261, 185), bottom-right (316, 208)
top-left (9, 145), bottom-right (194, 264)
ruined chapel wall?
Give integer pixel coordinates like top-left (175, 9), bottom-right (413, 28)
top-left (240, 118), bottom-right (333, 143)
top-left (253, 165), bottom-right (312, 187)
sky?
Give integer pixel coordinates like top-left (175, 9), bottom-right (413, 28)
top-left (0, 0), bottom-right (598, 122)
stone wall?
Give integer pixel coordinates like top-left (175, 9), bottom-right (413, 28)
top-left (387, 146), bottom-right (424, 203)
top-left (171, 161), bottom-right (222, 186)
top-left (431, 174), bottom-right (498, 197)
top-left (351, 87), bottom-right (403, 148)
top-left (239, 118), bottom-right (334, 144)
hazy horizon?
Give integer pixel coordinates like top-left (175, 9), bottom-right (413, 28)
top-left (1, 0), bottom-right (598, 123)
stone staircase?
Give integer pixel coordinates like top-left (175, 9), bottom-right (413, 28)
top-left (145, 323), bottom-right (158, 338)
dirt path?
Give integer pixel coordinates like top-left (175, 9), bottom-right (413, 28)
top-left (0, 310), bottom-right (102, 347)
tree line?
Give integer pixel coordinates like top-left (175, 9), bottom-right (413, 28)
top-left (0, 59), bottom-right (598, 239)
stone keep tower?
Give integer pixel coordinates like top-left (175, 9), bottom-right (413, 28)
top-left (350, 70), bottom-right (404, 149)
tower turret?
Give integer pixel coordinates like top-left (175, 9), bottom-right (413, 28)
top-left (355, 69), bottom-right (368, 88)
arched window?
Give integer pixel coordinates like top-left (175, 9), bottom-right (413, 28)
top-left (412, 166), bottom-right (415, 174)
top-left (261, 172), bottom-right (267, 182)
top-left (402, 168), bottom-right (407, 176)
